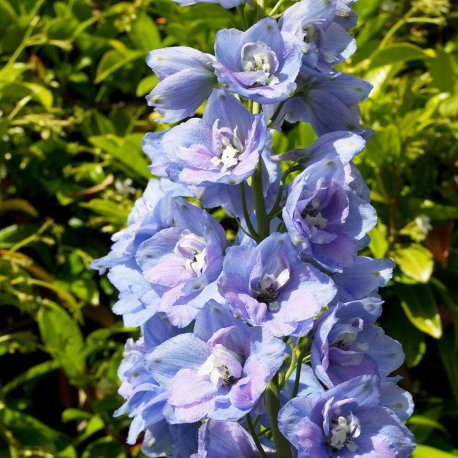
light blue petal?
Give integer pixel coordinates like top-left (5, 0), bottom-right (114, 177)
top-left (145, 334), bottom-right (208, 388)
top-left (147, 47), bottom-right (214, 79)
top-left (194, 300), bottom-right (240, 342)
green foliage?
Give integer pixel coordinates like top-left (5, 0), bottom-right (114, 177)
top-left (0, 0), bottom-right (457, 455)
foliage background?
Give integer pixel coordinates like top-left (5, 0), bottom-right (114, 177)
top-left (1, 0), bottom-right (458, 456)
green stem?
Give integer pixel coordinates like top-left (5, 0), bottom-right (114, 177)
top-left (237, 4), bottom-right (248, 30)
top-left (280, 340), bottom-right (297, 389)
top-left (266, 99), bottom-right (287, 128)
top-left (379, 6), bottom-right (417, 49)
top-left (267, 164), bottom-right (301, 219)
top-left (292, 344), bottom-right (310, 398)
top-left (252, 159), bottom-right (270, 241)
top-left (246, 413), bottom-right (268, 458)
top-left (240, 182), bottom-right (259, 240)
top-left (269, 0), bottom-right (287, 16)
top-left (266, 374), bottom-right (293, 458)
top-left (0, 0), bottom-right (45, 80)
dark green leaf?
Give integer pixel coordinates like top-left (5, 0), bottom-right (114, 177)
top-left (37, 300), bottom-right (86, 383)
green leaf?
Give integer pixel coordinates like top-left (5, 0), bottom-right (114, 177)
top-left (128, 13), bottom-right (161, 51)
top-left (82, 437), bottom-right (127, 458)
top-left (0, 224), bottom-right (19, 246)
top-left (412, 445), bottom-right (458, 458)
top-left (407, 415), bottom-right (448, 436)
top-left (0, 199), bottom-right (39, 217)
top-left (3, 408), bottom-right (75, 456)
top-left (395, 283), bottom-right (442, 338)
top-left (37, 300), bottom-right (86, 383)
top-left (0, 331), bottom-right (40, 355)
top-left (437, 329), bottom-right (458, 406)
top-left (79, 199), bottom-right (129, 226)
top-left (363, 125), bottom-right (401, 166)
top-left (3, 360), bottom-right (60, 394)
top-left (369, 43), bottom-right (433, 69)
top-left (369, 222), bottom-right (389, 258)
top-left (0, 82), bottom-right (53, 110)
top-left (62, 409), bottom-right (92, 423)
top-left (89, 133), bottom-right (151, 180)
top-left (136, 74), bottom-right (158, 97)
top-left (55, 278), bottom-right (99, 306)
top-left (75, 416), bottom-right (105, 445)
top-left (95, 49), bottom-right (144, 84)
top-left (365, 62), bottom-right (404, 98)
top-left (382, 303), bottom-right (426, 367)
top-left (429, 46), bottom-right (458, 93)
top-left (393, 243), bottom-right (434, 283)
top-left (407, 198), bottom-right (458, 221)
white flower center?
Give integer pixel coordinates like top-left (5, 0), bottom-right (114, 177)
top-left (241, 42), bottom-right (280, 87)
top-left (329, 414), bottom-right (361, 452)
top-left (211, 126), bottom-right (245, 172)
top-left (174, 232), bottom-right (207, 275)
top-left (302, 198), bottom-right (327, 235)
top-left (198, 352), bottom-right (241, 388)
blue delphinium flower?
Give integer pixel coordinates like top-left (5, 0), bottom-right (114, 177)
top-left (278, 375), bottom-right (416, 457)
top-left (145, 88), bottom-right (266, 187)
top-left (276, 73), bottom-right (373, 135)
top-left (283, 146), bottom-right (376, 272)
top-left (106, 260), bottom-right (160, 327)
top-left (264, 74), bottom-right (372, 136)
top-left (171, 0), bottom-right (245, 8)
top-left (142, 422), bottom-right (198, 457)
top-left (191, 420), bottom-right (277, 458)
top-left (145, 301), bottom-right (285, 423)
top-left (90, 179), bottom-right (193, 327)
top-left (335, 0), bottom-right (358, 29)
top-left (279, 0), bottom-right (356, 76)
top-left (146, 47), bottom-right (217, 123)
top-left (311, 298), bottom-right (404, 388)
top-left (218, 233), bottom-right (336, 337)
top-left (114, 314), bottom-right (190, 446)
top-left (213, 17), bottom-right (303, 104)
top-left (271, 130), bottom-right (372, 194)
top-left (90, 179), bottom-right (191, 272)
top-left (283, 364), bottom-right (414, 424)
top-left (330, 256), bottom-right (395, 302)
top-left (136, 198), bottom-right (228, 327)
top-left (94, 0), bottom-right (416, 452)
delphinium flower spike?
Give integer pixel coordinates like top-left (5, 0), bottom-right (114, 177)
top-left (92, 1), bottom-right (416, 456)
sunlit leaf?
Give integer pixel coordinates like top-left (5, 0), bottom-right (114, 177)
top-left (393, 243), bottom-right (434, 283)
top-left (396, 283), bottom-right (442, 338)
top-left (95, 49), bottom-right (144, 84)
top-left (412, 445), bottom-right (458, 458)
top-left (128, 13), bottom-right (161, 51)
top-left (0, 199), bottom-right (39, 217)
top-left (3, 360), bottom-right (60, 394)
top-left (136, 74), bottom-right (158, 97)
top-left (369, 43), bottom-right (433, 69)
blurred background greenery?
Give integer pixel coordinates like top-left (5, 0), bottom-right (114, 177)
top-left (1, 0), bottom-right (458, 456)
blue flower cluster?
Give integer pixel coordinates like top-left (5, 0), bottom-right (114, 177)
top-left (91, 1), bottom-right (416, 456)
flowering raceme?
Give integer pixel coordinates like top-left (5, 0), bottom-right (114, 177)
top-left (92, 0), bottom-right (416, 456)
